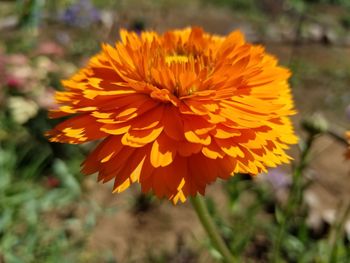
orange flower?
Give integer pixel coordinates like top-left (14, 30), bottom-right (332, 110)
top-left (47, 27), bottom-right (297, 204)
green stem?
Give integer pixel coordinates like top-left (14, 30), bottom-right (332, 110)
top-left (190, 195), bottom-right (235, 263)
top-left (272, 133), bottom-right (316, 262)
top-left (329, 201), bottom-right (350, 263)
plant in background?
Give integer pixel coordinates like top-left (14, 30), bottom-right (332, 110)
top-left (47, 27), bottom-right (297, 262)
top-left (17, 0), bottom-right (44, 29)
top-left (0, 36), bottom-right (93, 261)
top-left (346, 131), bottom-right (350, 159)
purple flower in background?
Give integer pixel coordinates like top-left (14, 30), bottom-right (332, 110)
top-left (263, 168), bottom-right (292, 190)
top-left (60, 0), bottom-right (100, 28)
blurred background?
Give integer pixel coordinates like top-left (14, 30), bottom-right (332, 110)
top-left (0, 0), bottom-right (350, 262)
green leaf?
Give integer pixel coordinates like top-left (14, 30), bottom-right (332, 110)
top-left (53, 159), bottom-right (81, 196)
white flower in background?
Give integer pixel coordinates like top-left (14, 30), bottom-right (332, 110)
top-left (10, 65), bottom-right (32, 81)
top-left (8, 97), bottom-right (39, 124)
top-left (35, 56), bottom-right (58, 79)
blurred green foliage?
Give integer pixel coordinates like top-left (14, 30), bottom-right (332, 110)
top-left (204, 170), bottom-right (350, 262)
top-left (204, 0), bottom-right (350, 11)
top-left (0, 94), bottom-right (93, 261)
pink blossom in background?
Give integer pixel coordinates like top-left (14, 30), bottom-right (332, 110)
top-left (5, 75), bottom-right (25, 88)
top-left (6, 54), bottom-right (29, 66)
top-left (36, 41), bottom-right (64, 57)
top-left (4, 53), bottom-right (31, 91)
top-left (36, 87), bottom-right (58, 109)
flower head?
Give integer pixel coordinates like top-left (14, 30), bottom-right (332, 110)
top-left (47, 27), bottom-right (297, 204)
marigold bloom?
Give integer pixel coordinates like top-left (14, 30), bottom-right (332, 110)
top-left (47, 27), bottom-right (297, 204)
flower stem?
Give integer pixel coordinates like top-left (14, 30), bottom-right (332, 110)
top-left (190, 195), bottom-right (235, 263)
top-left (272, 133), bottom-right (316, 262)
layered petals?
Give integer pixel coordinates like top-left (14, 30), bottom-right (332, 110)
top-left (47, 27), bottom-right (298, 204)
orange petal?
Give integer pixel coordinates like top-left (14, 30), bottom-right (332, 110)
top-left (202, 140), bottom-right (225, 159)
top-left (47, 114), bottom-right (106, 144)
top-left (121, 126), bottom-right (163, 147)
top-left (112, 146), bottom-right (149, 193)
top-left (150, 134), bottom-right (176, 168)
top-left (163, 106), bottom-right (185, 141)
top-left (146, 156), bottom-right (187, 200)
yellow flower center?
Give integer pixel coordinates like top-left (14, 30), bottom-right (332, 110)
top-left (165, 54), bottom-right (189, 65)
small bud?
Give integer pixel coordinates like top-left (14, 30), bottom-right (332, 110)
top-left (302, 113), bottom-right (328, 135)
